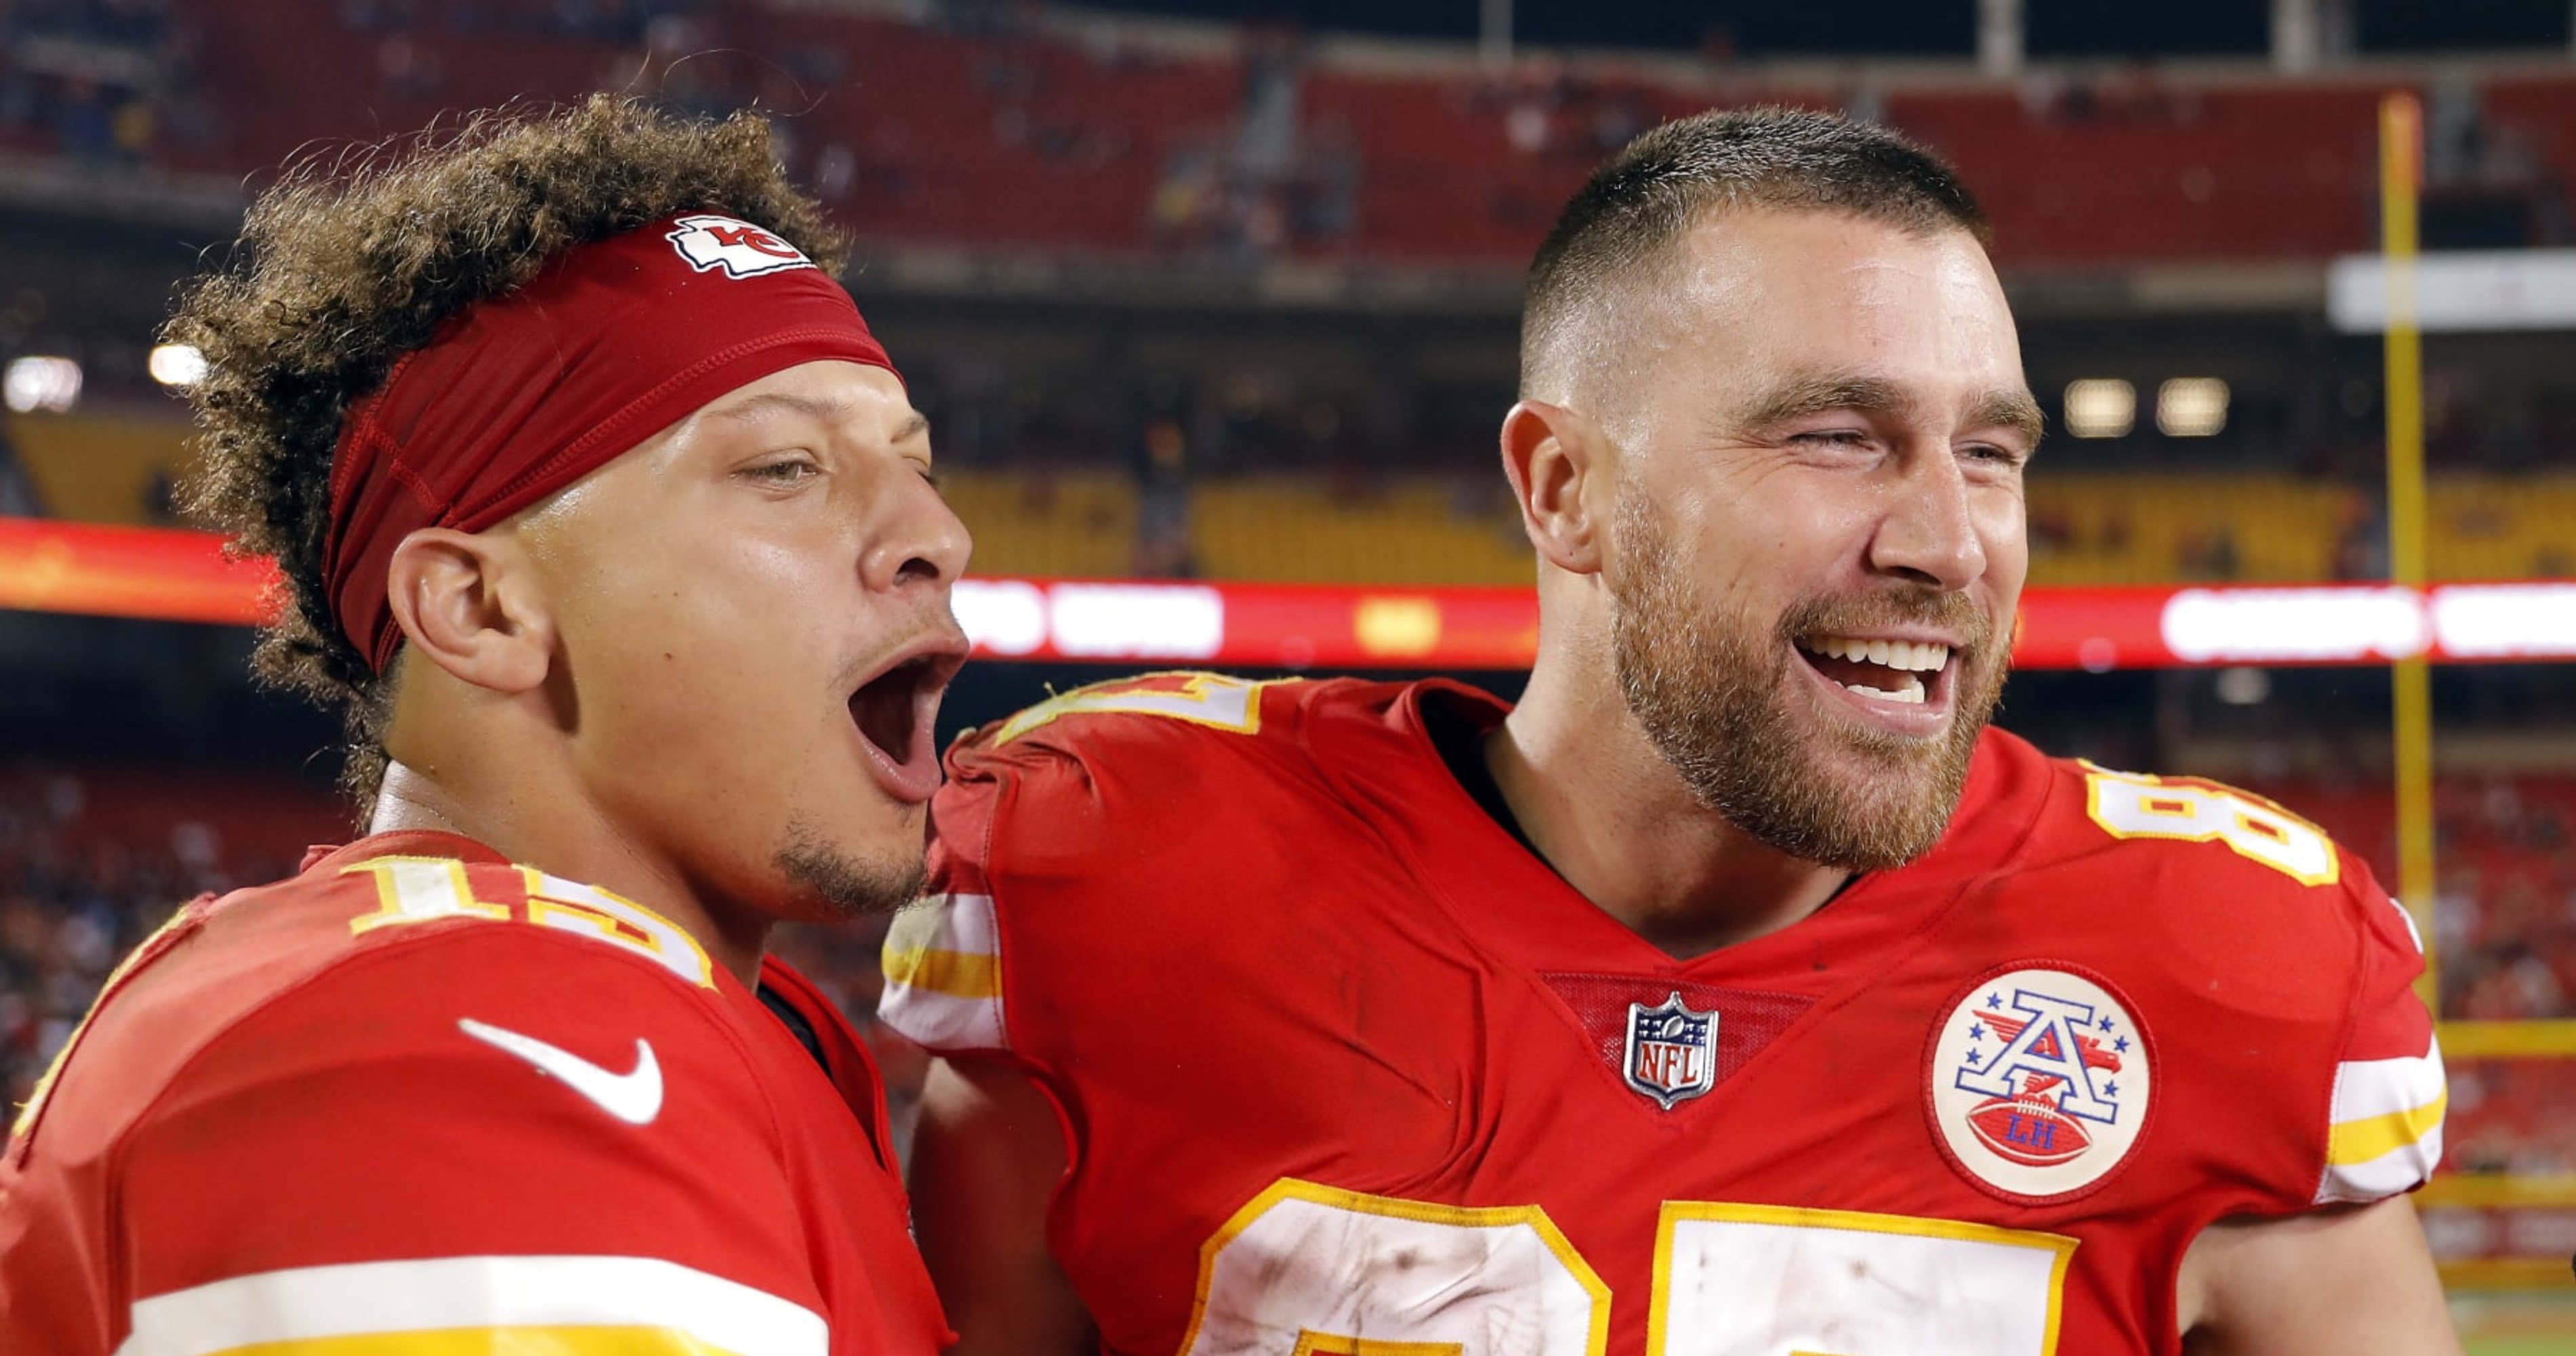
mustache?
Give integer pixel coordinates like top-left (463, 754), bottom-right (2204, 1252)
top-left (1775, 589), bottom-right (1995, 656)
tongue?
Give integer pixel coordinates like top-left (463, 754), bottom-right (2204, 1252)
top-left (1803, 650), bottom-right (1918, 696)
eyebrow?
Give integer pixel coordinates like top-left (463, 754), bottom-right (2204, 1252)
top-left (1732, 371), bottom-right (2045, 450)
top-left (710, 392), bottom-right (931, 445)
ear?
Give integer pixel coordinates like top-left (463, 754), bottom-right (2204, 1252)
top-left (382, 527), bottom-right (552, 695)
top-left (1500, 399), bottom-right (1608, 576)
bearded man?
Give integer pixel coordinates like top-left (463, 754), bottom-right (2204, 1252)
top-left (881, 108), bottom-right (2457, 1355)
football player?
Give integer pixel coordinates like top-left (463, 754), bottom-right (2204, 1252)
top-left (884, 108), bottom-right (2458, 1355)
top-left (0, 98), bottom-right (966, 1353)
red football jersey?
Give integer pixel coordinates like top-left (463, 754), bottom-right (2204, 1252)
top-left (881, 673), bottom-right (2444, 1356)
top-left (1, 829), bottom-right (947, 1356)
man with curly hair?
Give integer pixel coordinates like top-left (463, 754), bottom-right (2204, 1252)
top-left (0, 96), bottom-right (964, 1354)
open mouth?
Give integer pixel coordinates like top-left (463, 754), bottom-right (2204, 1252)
top-left (847, 642), bottom-right (966, 803)
top-left (1794, 633), bottom-right (1953, 709)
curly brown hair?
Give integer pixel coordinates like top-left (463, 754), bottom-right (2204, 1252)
top-left (171, 94), bottom-right (847, 810)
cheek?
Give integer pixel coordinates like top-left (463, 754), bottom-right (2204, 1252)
top-left (566, 557), bottom-right (822, 732)
top-left (1975, 492), bottom-right (2031, 586)
top-left (1668, 479), bottom-right (1856, 599)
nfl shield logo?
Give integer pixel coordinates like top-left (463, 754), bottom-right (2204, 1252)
top-left (1622, 991), bottom-right (1717, 1109)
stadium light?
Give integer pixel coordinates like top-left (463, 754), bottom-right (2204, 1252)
top-left (148, 343), bottom-right (208, 388)
top-left (2156, 378), bottom-right (2229, 437)
top-left (3, 356), bottom-right (81, 414)
top-left (2213, 666), bottom-right (2271, 705)
top-left (2061, 379), bottom-right (2135, 438)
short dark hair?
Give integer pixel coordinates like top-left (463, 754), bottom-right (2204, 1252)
top-left (1521, 106), bottom-right (1988, 401)
top-left (170, 95), bottom-right (845, 808)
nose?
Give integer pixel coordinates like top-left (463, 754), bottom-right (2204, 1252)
top-left (861, 465), bottom-right (973, 593)
top-left (1866, 449), bottom-right (1987, 593)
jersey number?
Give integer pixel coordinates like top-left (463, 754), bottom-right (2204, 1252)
top-left (997, 672), bottom-right (1268, 744)
top-left (1178, 1180), bottom-right (2073, 1356)
top-left (342, 857), bottom-right (717, 987)
top-left (2082, 767), bottom-right (2338, 887)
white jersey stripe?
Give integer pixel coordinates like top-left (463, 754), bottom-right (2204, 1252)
top-left (2315, 1033), bottom-right (2447, 1204)
top-left (879, 893), bottom-right (1009, 1053)
top-left (892, 892), bottom-right (999, 959)
top-left (116, 1255), bottom-right (825, 1356)
top-left (2327, 1041), bottom-right (2447, 1129)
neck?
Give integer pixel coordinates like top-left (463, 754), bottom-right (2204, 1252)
top-left (369, 757), bottom-right (769, 986)
top-left (1487, 659), bottom-right (1850, 960)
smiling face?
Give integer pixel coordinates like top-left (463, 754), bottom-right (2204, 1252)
top-left (512, 359), bottom-right (970, 921)
top-left (1601, 208), bottom-right (2039, 869)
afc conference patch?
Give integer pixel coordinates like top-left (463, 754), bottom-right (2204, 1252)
top-left (1623, 990), bottom-right (1717, 1110)
top-left (664, 214), bottom-right (818, 279)
top-left (1925, 963), bottom-right (2154, 1203)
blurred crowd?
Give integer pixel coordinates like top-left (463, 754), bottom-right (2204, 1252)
top-left (2436, 778), bottom-right (2576, 1023)
top-left (0, 0), bottom-right (195, 164)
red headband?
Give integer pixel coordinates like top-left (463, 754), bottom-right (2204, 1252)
top-left (323, 212), bottom-right (898, 673)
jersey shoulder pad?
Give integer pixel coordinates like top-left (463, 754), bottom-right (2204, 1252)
top-left (9, 850), bottom-right (728, 1159)
top-left (888, 675), bottom-right (1398, 1058)
top-left (96, 924), bottom-right (833, 1344)
top-left (2030, 758), bottom-right (2442, 1201)
top-left (330, 851), bottom-right (727, 991)
top-left (935, 671), bottom-right (1346, 897)
top-left (2042, 759), bottom-right (2351, 891)
top-left (947, 670), bottom-right (1308, 772)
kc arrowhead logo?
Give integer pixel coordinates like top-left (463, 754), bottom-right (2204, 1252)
top-left (664, 214), bottom-right (816, 280)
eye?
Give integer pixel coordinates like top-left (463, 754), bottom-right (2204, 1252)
top-left (739, 454), bottom-right (822, 485)
top-left (1789, 428), bottom-right (1874, 449)
top-left (1961, 442), bottom-right (2030, 469)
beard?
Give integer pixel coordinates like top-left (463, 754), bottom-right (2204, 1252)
top-left (774, 818), bottom-right (927, 918)
top-left (1607, 494), bottom-right (2007, 871)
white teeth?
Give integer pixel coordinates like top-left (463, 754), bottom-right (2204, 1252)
top-left (1843, 677), bottom-right (1928, 705)
top-left (1803, 635), bottom-right (1952, 672)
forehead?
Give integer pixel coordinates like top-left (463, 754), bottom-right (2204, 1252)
top-left (692, 360), bottom-right (918, 433)
top-left (1653, 207), bottom-right (2024, 396)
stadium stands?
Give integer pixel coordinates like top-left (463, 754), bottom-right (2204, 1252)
top-left (6, 412), bottom-right (190, 525)
top-left (935, 470), bottom-right (1144, 578)
top-left (23, 0), bottom-right (2571, 266)
top-left (12, 411), bottom-right (2574, 586)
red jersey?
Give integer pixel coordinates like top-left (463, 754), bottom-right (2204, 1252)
top-left (880, 673), bottom-right (2444, 1356)
top-left (1, 829), bottom-right (947, 1356)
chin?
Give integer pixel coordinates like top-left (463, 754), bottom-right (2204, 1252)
top-left (773, 819), bottom-right (930, 919)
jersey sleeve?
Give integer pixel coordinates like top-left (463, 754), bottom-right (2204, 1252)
top-left (111, 927), bottom-right (830, 1356)
top-left (877, 672), bottom-right (1291, 1061)
top-left (2314, 869), bottom-right (2446, 1205)
top-left (877, 756), bottom-right (1012, 1057)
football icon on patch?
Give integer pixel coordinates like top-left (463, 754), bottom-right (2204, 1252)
top-left (1624, 991), bottom-right (1716, 1109)
top-left (664, 214), bottom-right (816, 279)
top-left (1926, 964), bottom-right (2152, 1203)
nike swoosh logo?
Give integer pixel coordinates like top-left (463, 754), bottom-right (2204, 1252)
top-left (457, 1018), bottom-right (663, 1125)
